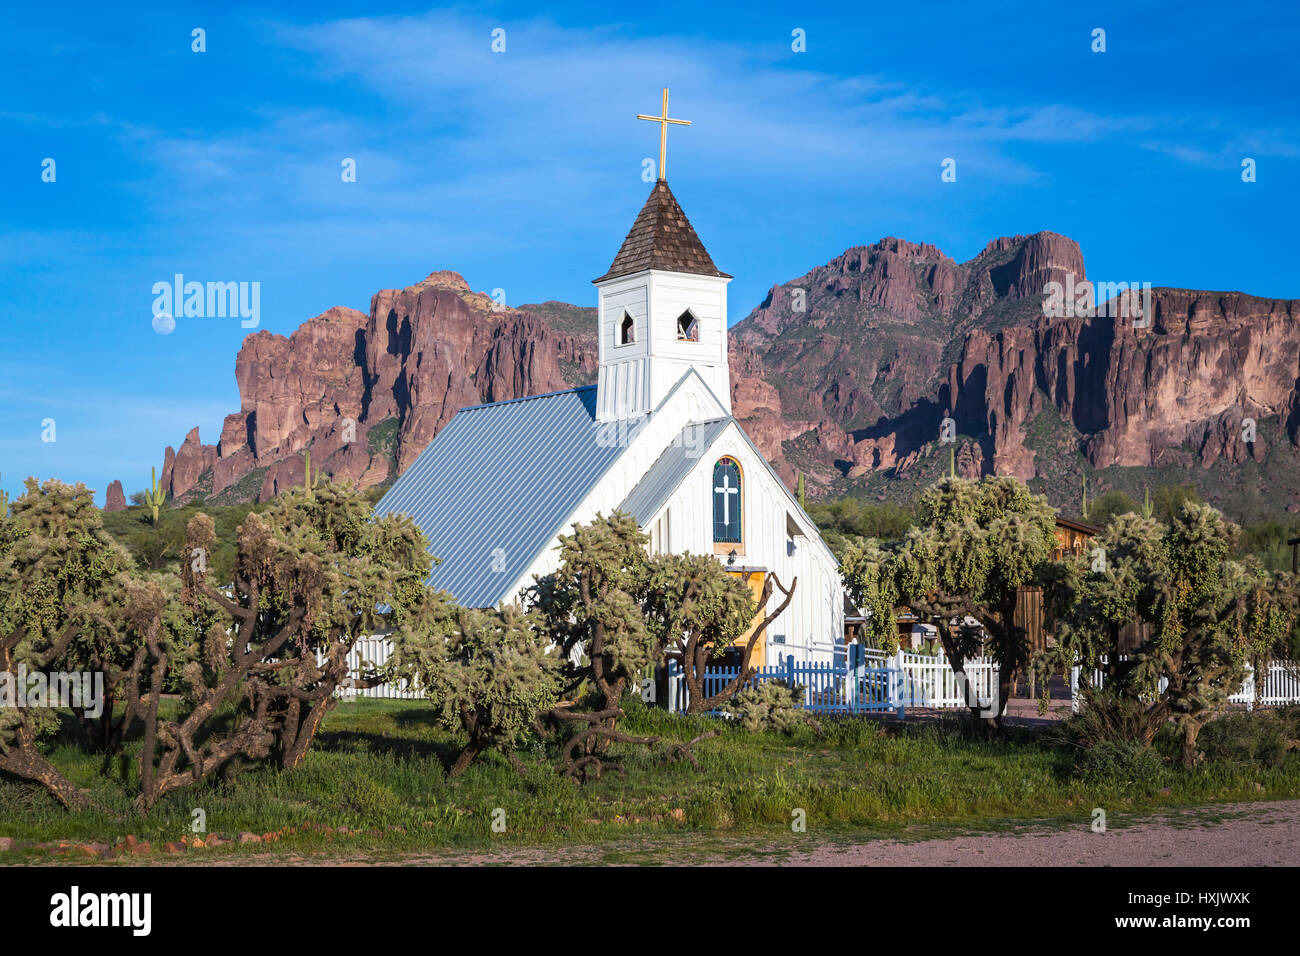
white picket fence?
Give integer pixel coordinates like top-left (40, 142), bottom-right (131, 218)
top-left (338, 637), bottom-right (1300, 715)
top-left (664, 655), bottom-right (900, 715)
top-left (895, 651), bottom-right (1000, 709)
top-left (1233, 660), bottom-right (1300, 707)
top-left (1070, 655), bottom-right (1300, 712)
top-left (332, 636), bottom-right (425, 700)
top-left (340, 638), bottom-right (1004, 712)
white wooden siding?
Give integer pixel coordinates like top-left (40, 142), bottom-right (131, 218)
top-left (647, 424), bottom-right (841, 663)
top-left (596, 270), bottom-right (730, 418)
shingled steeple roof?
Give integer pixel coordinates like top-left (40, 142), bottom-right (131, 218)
top-left (594, 180), bottom-right (730, 283)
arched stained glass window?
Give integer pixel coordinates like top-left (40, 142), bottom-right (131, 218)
top-left (712, 457), bottom-right (742, 545)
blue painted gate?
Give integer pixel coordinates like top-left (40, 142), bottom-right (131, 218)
top-left (665, 644), bottom-right (904, 716)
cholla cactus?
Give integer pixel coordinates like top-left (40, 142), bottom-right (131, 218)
top-left (143, 466), bottom-right (166, 525)
top-left (391, 604), bottom-right (558, 778)
top-left (723, 679), bottom-right (822, 735)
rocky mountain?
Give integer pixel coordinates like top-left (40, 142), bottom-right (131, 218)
top-left (726, 233), bottom-right (1084, 478)
top-left (133, 234), bottom-right (1300, 521)
top-left (728, 232), bottom-right (1300, 518)
top-left (153, 271), bottom-right (598, 507)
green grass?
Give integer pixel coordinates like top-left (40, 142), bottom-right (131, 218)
top-left (4, 698), bottom-right (1300, 863)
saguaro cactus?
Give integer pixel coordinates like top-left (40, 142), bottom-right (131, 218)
top-left (143, 466), bottom-right (166, 525)
top-left (303, 449), bottom-right (319, 499)
top-left (1081, 474), bottom-right (1089, 520)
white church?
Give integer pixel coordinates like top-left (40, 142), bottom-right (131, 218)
top-left (375, 94), bottom-right (843, 665)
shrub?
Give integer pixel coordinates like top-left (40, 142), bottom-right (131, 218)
top-left (841, 476), bottom-right (1060, 727)
top-left (386, 604), bottom-right (561, 778)
top-left (1073, 739), bottom-right (1165, 791)
top-left (1197, 710), bottom-right (1298, 770)
top-left (1048, 685), bottom-right (1167, 751)
top-left (1046, 503), bottom-right (1298, 767)
top-left (340, 778), bottom-right (402, 818)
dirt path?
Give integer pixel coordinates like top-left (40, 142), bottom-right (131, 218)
top-left (436, 800), bottom-right (1300, 867)
top-left (767, 800), bottom-right (1300, 867)
top-left (129, 798), bottom-right (1300, 867)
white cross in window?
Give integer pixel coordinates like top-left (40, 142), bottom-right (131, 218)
top-left (715, 470), bottom-right (738, 524)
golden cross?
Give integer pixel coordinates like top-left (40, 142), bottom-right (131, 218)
top-left (637, 88), bottom-right (691, 181)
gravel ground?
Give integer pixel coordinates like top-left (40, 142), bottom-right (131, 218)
top-left (434, 800), bottom-right (1300, 867)
top-left (123, 798), bottom-right (1300, 867)
top-left (762, 800), bottom-right (1300, 867)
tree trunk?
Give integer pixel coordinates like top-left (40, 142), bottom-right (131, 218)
top-left (448, 740), bottom-right (483, 778)
top-left (935, 620), bottom-right (997, 727)
top-left (684, 574), bottom-right (796, 714)
top-left (1180, 721), bottom-right (1203, 769)
top-left (0, 744), bottom-right (92, 811)
top-left (1106, 622), bottom-right (1121, 682)
top-left (282, 697), bottom-right (333, 771)
top-left (990, 669), bottom-right (1010, 728)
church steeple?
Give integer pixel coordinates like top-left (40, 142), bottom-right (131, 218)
top-left (594, 180), bottom-right (731, 283)
top-left (592, 93), bottom-right (731, 424)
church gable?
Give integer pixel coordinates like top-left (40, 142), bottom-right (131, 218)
top-left (619, 417), bottom-right (731, 526)
top-left (622, 417), bottom-right (832, 566)
top-left (615, 417), bottom-right (842, 661)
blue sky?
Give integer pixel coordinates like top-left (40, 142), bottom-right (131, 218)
top-left (2, 1), bottom-right (1297, 504)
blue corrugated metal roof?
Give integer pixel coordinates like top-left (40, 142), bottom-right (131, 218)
top-left (619, 418), bottom-right (730, 524)
top-left (373, 386), bottom-right (636, 608)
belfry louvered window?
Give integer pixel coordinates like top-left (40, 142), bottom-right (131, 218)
top-left (619, 311), bottom-right (635, 345)
top-left (712, 457), bottom-right (742, 545)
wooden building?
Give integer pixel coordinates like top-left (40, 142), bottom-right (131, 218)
top-left (1052, 516), bottom-right (1101, 561)
top-left (845, 515), bottom-right (1108, 655)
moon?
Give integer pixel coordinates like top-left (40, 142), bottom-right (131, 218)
top-left (152, 312), bottom-right (175, 335)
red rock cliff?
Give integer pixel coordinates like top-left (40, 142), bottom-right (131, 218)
top-left (157, 271), bottom-right (597, 504)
